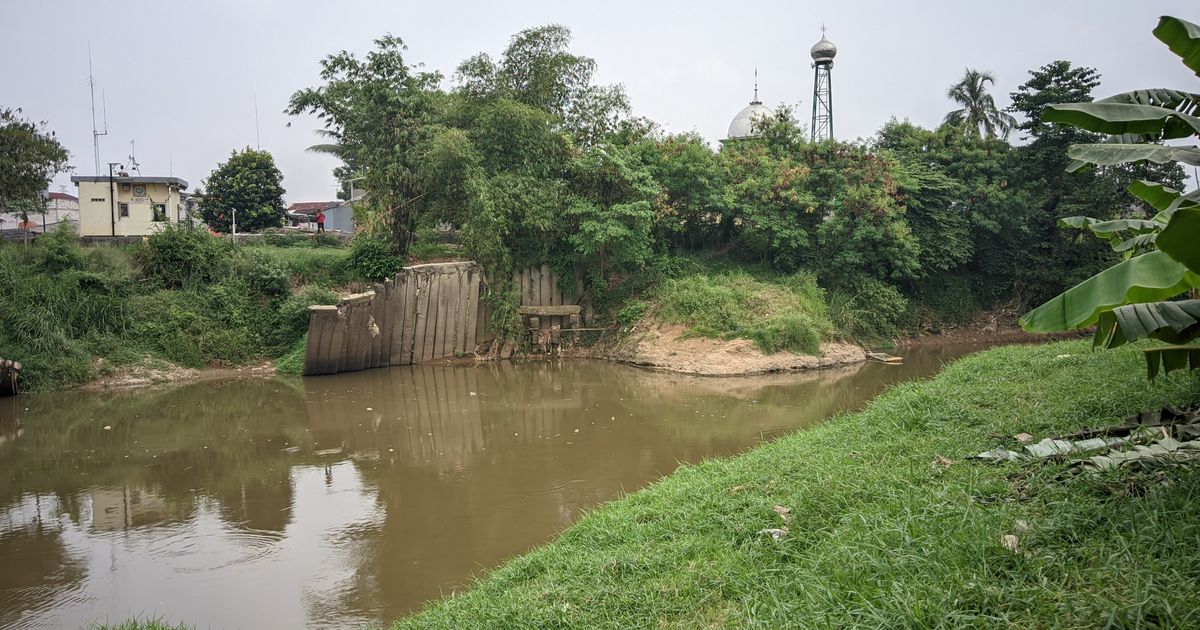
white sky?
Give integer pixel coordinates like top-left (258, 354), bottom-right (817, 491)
top-left (2, 0), bottom-right (1197, 202)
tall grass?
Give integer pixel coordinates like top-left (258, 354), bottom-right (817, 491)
top-left (653, 270), bottom-right (832, 355)
top-left (0, 228), bottom-right (344, 392)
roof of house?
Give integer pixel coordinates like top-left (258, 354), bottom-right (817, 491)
top-left (0, 228), bottom-right (38, 241)
top-left (48, 192), bottom-right (78, 202)
top-left (287, 201), bottom-right (346, 216)
top-left (71, 175), bottom-right (189, 189)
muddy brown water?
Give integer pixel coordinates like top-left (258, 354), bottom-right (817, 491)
top-left (0, 344), bottom-right (995, 629)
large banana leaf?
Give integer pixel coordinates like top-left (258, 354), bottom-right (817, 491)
top-left (1019, 250), bottom-right (1198, 333)
top-left (1145, 345), bottom-right (1200, 379)
top-left (1043, 103), bottom-right (1200, 139)
top-left (1112, 232), bottom-right (1158, 255)
top-left (1098, 88), bottom-right (1200, 115)
top-left (1065, 144), bottom-right (1200, 172)
top-left (1153, 16), bottom-right (1200, 78)
top-left (1157, 207), bottom-right (1200, 273)
top-left (1164, 188), bottom-right (1200, 215)
top-left (1095, 300), bottom-right (1200, 348)
top-left (1128, 180), bottom-right (1181, 211)
top-left (1058, 216), bottom-right (1161, 235)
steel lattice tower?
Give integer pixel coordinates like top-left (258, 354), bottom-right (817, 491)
top-left (810, 28), bottom-right (837, 142)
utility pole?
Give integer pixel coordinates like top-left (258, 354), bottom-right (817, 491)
top-left (108, 162), bottom-right (121, 237)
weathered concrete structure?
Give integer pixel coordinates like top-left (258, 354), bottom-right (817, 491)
top-left (303, 262), bottom-right (583, 376)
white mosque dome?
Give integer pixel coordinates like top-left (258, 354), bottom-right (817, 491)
top-left (726, 97), bottom-right (774, 140)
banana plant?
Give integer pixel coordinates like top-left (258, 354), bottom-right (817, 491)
top-left (1020, 15), bottom-right (1200, 378)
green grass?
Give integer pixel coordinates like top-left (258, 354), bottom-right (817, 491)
top-left (245, 244), bottom-right (354, 287)
top-left (392, 340), bottom-right (1200, 628)
top-left (651, 267), bottom-right (833, 355)
top-left (0, 231), bottom-right (345, 392)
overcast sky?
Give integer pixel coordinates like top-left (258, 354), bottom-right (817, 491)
top-left (3, 0), bottom-right (1197, 202)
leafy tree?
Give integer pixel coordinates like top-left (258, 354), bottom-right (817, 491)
top-left (198, 148), bottom-right (286, 233)
top-left (288, 35), bottom-right (444, 252)
top-left (0, 108), bottom-right (70, 236)
top-left (1006, 60), bottom-right (1187, 305)
top-left (565, 144), bottom-right (659, 278)
top-left (454, 25), bottom-right (629, 145)
top-left (630, 132), bottom-right (728, 250)
top-left (1020, 15), bottom-right (1200, 378)
top-left (943, 68), bottom-right (1017, 139)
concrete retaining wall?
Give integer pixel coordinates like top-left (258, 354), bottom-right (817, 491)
top-left (303, 261), bottom-right (583, 376)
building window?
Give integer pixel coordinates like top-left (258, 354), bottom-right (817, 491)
top-left (152, 203), bottom-right (167, 222)
top-left (119, 203), bottom-right (129, 218)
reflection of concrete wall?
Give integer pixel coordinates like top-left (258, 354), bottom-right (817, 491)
top-left (0, 397), bottom-right (20, 447)
top-left (91, 487), bottom-right (167, 531)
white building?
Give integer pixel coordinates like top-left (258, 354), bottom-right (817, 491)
top-left (71, 175), bottom-right (189, 237)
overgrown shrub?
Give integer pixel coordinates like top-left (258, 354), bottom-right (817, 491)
top-left (269, 285), bottom-right (337, 353)
top-left (906, 273), bottom-right (980, 329)
top-left (347, 233), bottom-right (402, 281)
top-left (826, 276), bottom-right (908, 343)
top-left (37, 224), bottom-right (83, 272)
top-left (134, 225), bottom-right (229, 289)
top-left (655, 270), bottom-right (831, 355)
top-left (233, 251), bottom-right (290, 298)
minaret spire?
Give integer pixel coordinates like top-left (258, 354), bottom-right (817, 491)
top-left (753, 68), bottom-right (760, 103)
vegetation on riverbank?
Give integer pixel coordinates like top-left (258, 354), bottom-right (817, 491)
top-left (386, 340), bottom-right (1200, 628)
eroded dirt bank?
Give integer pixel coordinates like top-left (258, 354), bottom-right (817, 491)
top-left (592, 323), bottom-right (866, 376)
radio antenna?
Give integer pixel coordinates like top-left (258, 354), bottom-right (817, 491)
top-left (88, 43), bottom-right (108, 176)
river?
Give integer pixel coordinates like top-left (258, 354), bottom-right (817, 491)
top-left (0, 344), bottom-right (993, 629)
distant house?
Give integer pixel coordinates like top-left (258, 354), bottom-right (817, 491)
top-left (46, 191), bottom-right (80, 224)
top-left (286, 201), bottom-right (355, 233)
top-left (70, 175), bottom-right (189, 237)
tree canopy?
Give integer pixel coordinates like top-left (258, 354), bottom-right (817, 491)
top-left (0, 108), bottom-right (70, 215)
top-left (198, 148), bottom-right (286, 233)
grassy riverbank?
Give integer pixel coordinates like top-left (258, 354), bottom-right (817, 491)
top-left (0, 229), bottom-right (355, 393)
top-left (380, 340), bottom-right (1200, 628)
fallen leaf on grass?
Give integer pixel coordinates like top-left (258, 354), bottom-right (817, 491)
top-left (1001, 534), bottom-right (1019, 552)
top-left (1013, 433), bottom-right (1034, 443)
top-left (931, 455), bottom-right (954, 470)
top-left (772, 505), bottom-right (791, 522)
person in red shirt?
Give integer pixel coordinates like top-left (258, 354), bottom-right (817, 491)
top-left (315, 209), bottom-right (326, 232)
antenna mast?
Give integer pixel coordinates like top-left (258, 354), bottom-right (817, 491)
top-left (254, 95), bottom-right (262, 150)
top-left (89, 43), bottom-right (108, 176)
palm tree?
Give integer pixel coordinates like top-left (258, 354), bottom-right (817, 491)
top-left (943, 68), bottom-right (1017, 139)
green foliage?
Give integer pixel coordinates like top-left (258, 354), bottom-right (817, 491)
top-left (615, 300), bottom-right (648, 327)
top-left (0, 107), bottom-right (70, 216)
top-left (943, 68), bottom-right (1016, 138)
top-left (134, 224), bottom-right (230, 289)
top-left (198, 148), bottom-right (286, 233)
top-left (826, 276), bottom-right (909, 343)
top-left (274, 335), bottom-right (308, 375)
top-left (653, 270), bottom-right (831, 355)
top-left (37, 223), bottom-right (84, 272)
top-left (271, 285), bottom-right (338, 353)
top-left (287, 34), bottom-right (443, 253)
top-left (455, 25), bottom-right (630, 145)
top-left (347, 233), bottom-right (403, 281)
top-left (1021, 15), bottom-right (1200, 378)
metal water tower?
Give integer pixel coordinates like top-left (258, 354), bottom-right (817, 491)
top-left (810, 27), bottom-right (837, 142)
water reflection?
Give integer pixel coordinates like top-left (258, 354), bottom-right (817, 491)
top-left (0, 344), bottom-right (994, 628)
